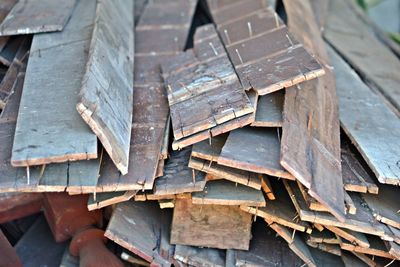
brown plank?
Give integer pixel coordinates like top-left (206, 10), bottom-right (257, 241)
top-left (87, 191), bottom-right (137, 211)
top-left (207, 0), bottom-right (324, 95)
top-left (281, 0), bottom-right (345, 222)
top-left (162, 24), bottom-right (254, 141)
top-left (218, 127), bottom-right (295, 180)
top-left (171, 198), bottom-right (252, 250)
top-left (251, 90), bottom-right (284, 127)
top-left (325, 226), bottom-right (370, 249)
top-left (339, 236), bottom-right (396, 260)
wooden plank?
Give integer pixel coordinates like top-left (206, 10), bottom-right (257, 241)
top-left (171, 198), bottom-right (252, 250)
top-left (207, 0), bottom-right (324, 96)
top-left (0, 36), bottom-right (24, 66)
top-left (0, 0), bottom-right (17, 52)
top-left (385, 241), bottom-right (400, 260)
top-left (251, 90), bottom-right (284, 127)
top-left (362, 185), bottom-right (400, 229)
top-left (11, 0), bottom-right (98, 167)
top-left (324, 0), bottom-right (400, 112)
top-left (153, 148), bottom-right (207, 196)
top-left (192, 180), bottom-right (266, 207)
top-left (87, 191), bottom-right (137, 211)
top-left (281, 0), bottom-right (345, 222)
top-left (307, 242), bottom-right (342, 256)
top-left (189, 157), bottom-right (262, 190)
top-left (261, 175), bottom-right (276, 200)
top-left (162, 24), bottom-right (253, 141)
top-left (77, 0), bottom-right (134, 175)
top-left (339, 236), bottom-right (396, 260)
top-left (0, 0), bottom-right (76, 36)
top-left (174, 245), bottom-right (225, 267)
top-left (307, 230), bottom-right (340, 245)
top-left (218, 127), bottom-right (295, 180)
top-left (105, 201), bottom-right (172, 266)
top-left (230, 220), bottom-right (304, 267)
top-left (325, 225), bottom-right (370, 249)
top-left (191, 133), bottom-right (227, 162)
top-left (328, 45), bottom-right (400, 185)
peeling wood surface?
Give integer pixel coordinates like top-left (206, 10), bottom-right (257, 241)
top-left (0, 0), bottom-right (76, 36)
top-left (192, 180), bottom-right (266, 207)
top-left (251, 90), bottom-right (284, 127)
top-left (77, 0), bottom-right (134, 175)
top-left (162, 24), bottom-right (253, 141)
top-left (324, 0), bottom-right (400, 112)
top-left (171, 198), bottom-right (252, 250)
top-left (207, 0), bottom-right (324, 96)
top-left (218, 127), bottom-right (295, 180)
top-left (281, 0), bottom-right (345, 222)
top-left (328, 45), bottom-right (400, 185)
top-left (11, 0), bottom-right (98, 167)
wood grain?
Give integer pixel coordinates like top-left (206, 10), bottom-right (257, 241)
top-left (281, 0), bottom-right (345, 222)
top-left (77, 0), bottom-right (134, 174)
top-left (0, 0), bottom-right (76, 36)
top-left (11, 0), bottom-right (98, 167)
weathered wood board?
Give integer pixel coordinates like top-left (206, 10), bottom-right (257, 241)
top-left (189, 157), bottom-right (262, 190)
top-left (11, 0), bottom-right (98, 167)
top-left (324, 0), bottom-right (400, 112)
top-left (324, 226), bottom-right (370, 248)
top-left (0, 0), bottom-right (76, 36)
top-left (207, 0), bottom-right (325, 96)
top-left (192, 180), bottom-right (266, 207)
top-left (171, 198), bottom-right (252, 250)
top-left (307, 230), bottom-right (340, 245)
top-left (281, 0), bottom-right (345, 222)
top-left (77, 0), bottom-right (134, 175)
top-left (191, 133), bottom-right (227, 162)
top-left (0, 35), bottom-right (24, 66)
top-left (0, 0), bottom-right (17, 52)
top-left (153, 148), bottom-right (207, 196)
top-left (162, 24), bottom-right (254, 141)
top-left (328, 44), bottom-right (400, 185)
top-left (218, 127), bottom-right (295, 180)
top-left (229, 220), bottom-right (304, 267)
top-left (339, 236), bottom-right (396, 260)
top-left (174, 245), bottom-right (225, 267)
top-left (251, 90), bottom-right (284, 127)
top-left (127, 0), bottom-right (196, 189)
top-left (87, 191), bottom-right (137, 211)
top-left (105, 201), bottom-right (172, 266)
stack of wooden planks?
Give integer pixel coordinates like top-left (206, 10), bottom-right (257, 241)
top-left (0, 0), bottom-right (399, 266)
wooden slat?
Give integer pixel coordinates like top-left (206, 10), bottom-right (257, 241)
top-left (325, 226), bottom-right (370, 249)
top-left (307, 230), bottom-right (340, 245)
top-left (77, 0), bottom-right (134, 175)
top-left (324, 0), bottom-right (400, 112)
top-left (207, 0), bottom-right (324, 96)
top-left (281, 0), bottom-right (345, 222)
top-left (328, 44), bottom-right (400, 185)
top-left (307, 242), bottom-right (342, 256)
top-left (153, 148), bottom-right (207, 196)
top-left (162, 24), bottom-right (254, 141)
top-left (218, 127), bottom-right (295, 180)
top-left (0, 0), bottom-right (76, 36)
top-left (87, 191), bottom-right (137, 211)
top-left (105, 201), bottom-right (172, 266)
top-left (0, 35), bottom-right (24, 66)
top-left (192, 180), bottom-right (266, 207)
top-left (174, 245), bottom-right (225, 267)
top-left (171, 198), bottom-right (252, 250)
top-left (11, 0), bottom-right (98, 167)
top-left (251, 90), bottom-right (284, 127)
top-left (339, 236), bottom-right (396, 260)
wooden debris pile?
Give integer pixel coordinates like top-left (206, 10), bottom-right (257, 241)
top-left (0, 0), bottom-right (399, 266)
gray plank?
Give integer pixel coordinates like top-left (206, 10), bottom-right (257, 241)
top-left (77, 0), bottom-right (134, 175)
top-left (174, 245), bottom-right (225, 267)
top-left (0, 0), bottom-right (76, 36)
top-left (11, 0), bottom-right (98, 167)
top-left (192, 180), bottom-right (266, 207)
top-left (328, 45), bottom-right (400, 185)
top-left (251, 90), bottom-right (284, 127)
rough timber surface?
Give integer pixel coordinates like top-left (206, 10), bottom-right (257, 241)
top-left (77, 0), bottom-right (134, 175)
top-left (105, 201), bottom-right (172, 266)
top-left (218, 127), bottom-right (295, 180)
top-left (328, 45), bottom-right (400, 185)
top-left (192, 180), bottom-right (266, 207)
top-left (207, 0), bottom-right (324, 96)
top-left (162, 24), bottom-right (253, 141)
top-left (281, 0), bottom-right (345, 222)
top-left (128, 0), bottom-right (196, 189)
top-left (251, 90), bottom-right (284, 127)
top-left (324, 0), bottom-right (400, 112)
top-left (11, 0), bottom-right (98, 167)
top-left (153, 148), bottom-right (207, 196)
top-left (171, 198), bottom-right (252, 250)
top-left (0, 0), bottom-right (76, 36)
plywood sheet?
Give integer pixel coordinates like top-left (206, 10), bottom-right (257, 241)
top-left (0, 0), bottom-right (76, 36)
top-left (11, 0), bottom-right (98, 167)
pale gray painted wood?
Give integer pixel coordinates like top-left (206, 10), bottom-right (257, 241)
top-left (11, 0), bottom-right (98, 167)
top-left (0, 0), bottom-right (77, 36)
top-left (328, 45), bottom-right (400, 185)
top-left (77, 0), bottom-right (134, 175)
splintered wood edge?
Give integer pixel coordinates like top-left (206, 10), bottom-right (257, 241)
top-left (77, 102), bottom-right (128, 175)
